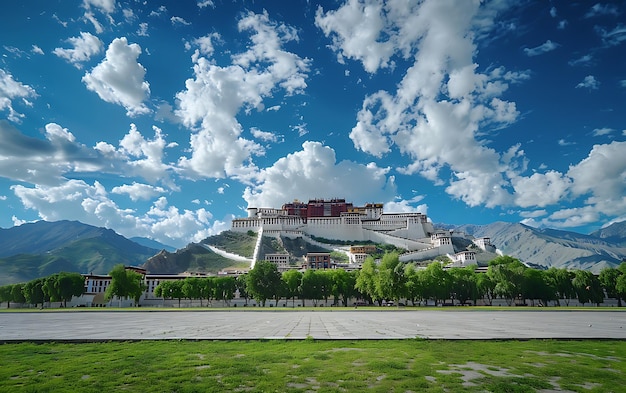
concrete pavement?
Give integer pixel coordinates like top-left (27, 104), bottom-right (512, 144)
top-left (1, 310), bottom-right (625, 341)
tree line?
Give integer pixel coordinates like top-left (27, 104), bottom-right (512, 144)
top-left (0, 272), bottom-right (84, 308)
top-left (2, 256), bottom-right (625, 308)
top-left (241, 254), bottom-right (626, 307)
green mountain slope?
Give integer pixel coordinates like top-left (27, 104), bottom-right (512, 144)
top-left (142, 244), bottom-right (250, 274)
top-left (0, 221), bottom-right (159, 285)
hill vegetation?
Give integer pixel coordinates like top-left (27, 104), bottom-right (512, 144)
top-left (201, 230), bottom-right (258, 258)
top-left (142, 244), bottom-right (250, 274)
top-left (0, 221), bottom-right (158, 285)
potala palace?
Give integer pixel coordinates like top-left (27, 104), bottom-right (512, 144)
top-left (230, 198), bottom-right (491, 265)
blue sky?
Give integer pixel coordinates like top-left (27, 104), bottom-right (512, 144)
top-left (0, 0), bottom-right (625, 248)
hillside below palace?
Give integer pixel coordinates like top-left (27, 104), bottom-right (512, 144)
top-left (231, 198), bottom-right (460, 263)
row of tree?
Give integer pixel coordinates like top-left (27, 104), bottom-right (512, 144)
top-left (0, 272), bottom-right (85, 308)
top-left (2, 257), bottom-right (625, 309)
top-left (241, 255), bottom-right (626, 307)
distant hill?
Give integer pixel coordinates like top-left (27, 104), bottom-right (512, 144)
top-left (590, 221), bottom-right (626, 246)
top-left (454, 222), bottom-right (626, 273)
top-left (130, 237), bottom-right (176, 252)
top-left (142, 243), bottom-right (250, 274)
top-left (0, 221), bottom-right (159, 285)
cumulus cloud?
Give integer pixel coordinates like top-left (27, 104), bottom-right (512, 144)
top-left (83, 37), bottom-right (151, 116)
top-left (53, 32), bottom-right (103, 68)
top-left (188, 33), bottom-right (221, 57)
top-left (319, 0), bottom-right (526, 208)
top-left (512, 171), bottom-right (572, 208)
top-left (112, 182), bottom-right (165, 201)
top-left (250, 127), bottom-right (281, 143)
top-left (175, 10), bottom-right (310, 180)
top-left (520, 141), bottom-right (626, 229)
top-left (94, 123), bottom-right (175, 185)
top-left (523, 40), bottom-right (559, 56)
top-left (576, 75), bottom-right (599, 90)
top-left (10, 179), bottom-right (219, 247)
top-left (0, 69), bottom-right (38, 122)
top-left (243, 141), bottom-right (396, 209)
top-left (171, 16), bottom-right (191, 26)
top-left (315, 0), bottom-right (395, 73)
top-left (31, 45), bottom-right (44, 55)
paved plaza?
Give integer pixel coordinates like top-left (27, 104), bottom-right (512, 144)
top-left (1, 310), bottom-right (625, 341)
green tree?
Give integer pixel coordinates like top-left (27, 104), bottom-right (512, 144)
top-left (11, 283), bottom-right (26, 305)
top-left (404, 264), bottom-right (424, 306)
top-left (214, 276), bottom-right (236, 306)
top-left (50, 272), bottom-right (85, 307)
top-left (23, 278), bottom-right (47, 308)
top-left (599, 267), bottom-right (622, 307)
top-left (329, 269), bottom-right (355, 306)
top-left (282, 269), bottom-right (303, 307)
top-left (301, 269), bottom-right (324, 306)
top-left (0, 285), bottom-right (13, 308)
top-left (420, 262), bottom-right (450, 306)
top-left (522, 269), bottom-right (556, 306)
top-left (545, 267), bottom-right (575, 306)
top-left (487, 256), bottom-right (526, 305)
top-left (476, 273), bottom-right (495, 306)
top-left (104, 265), bottom-right (145, 306)
top-left (376, 252), bottom-right (405, 305)
top-left (245, 261), bottom-right (281, 307)
top-left (235, 275), bottom-right (249, 306)
top-left (448, 266), bottom-right (478, 305)
top-left (572, 270), bottom-right (604, 306)
top-left (355, 257), bottom-right (380, 304)
top-left (182, 277), bottom-right (203, 306)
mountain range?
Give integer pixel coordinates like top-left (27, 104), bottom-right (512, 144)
top-left (1, 219), bottom-right (625, 285)
top-left (0, 221), bottom-right (162, 285)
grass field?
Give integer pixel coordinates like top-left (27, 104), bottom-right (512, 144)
top-left (1, 339), bottom-right (624, 392)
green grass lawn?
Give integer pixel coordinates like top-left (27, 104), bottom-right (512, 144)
top-left (1, 339), bottom-right (624, 392)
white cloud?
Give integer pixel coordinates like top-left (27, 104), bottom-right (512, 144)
top-left (315, 0), bottom-right (396, 73)
top-left (82, 0), bottom-right (116, 14)
top-left (197, 0), bottom-right (214, 9)
top-left (190, 33), bottom-right (220, 57)
top-left (0, 69), bottom-right (38, 122)
top-left (97, 123), bottom-right (175, 185)
top-left (171, 16), bottom-right (191, 26)
top-left (82, 37), bottom-right (151, 116)
top-left (585, 3), bottom-right (619, 18)
top-left (523, 40), bottom-right (559, 56)
top-left (320, 0), bottom-right (524, 209)
top-left (512, 171), bottom-right (572, 208)
top-left (558, 138), bottom-right (575, 146)
top-left (111, 182), bottom-right (165, 201)
top-left (568, 54), bottom-right (593, 67)
top-left (243, 141), bottom-right (396, 209)
top-left (10, 179), bottom-right (220, 248)
top-left (592, 127), bottom-right (613, 136)
top-left (576, 75), bottom-right (600, 90)
top-left (520, 141), bottom-right (626, 230)
top-left (175, 10), bottom-right (310, 180)
top-left (53, 32), bottom-right (103, 69)
top-left (597, 24), bottom-right (626, 46)
top-left (31, 45), bottom-right (44, 55)
top-left (519, 209), bottom-right (547, 218)
top-left (250, 127), bottom-right (281, 142)
top-left (137, 22), bottom-right (148, 36)
top-left (568, 141), bottom-right (626, 206)
top-left (549, 7), bottom-right (557, 18)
